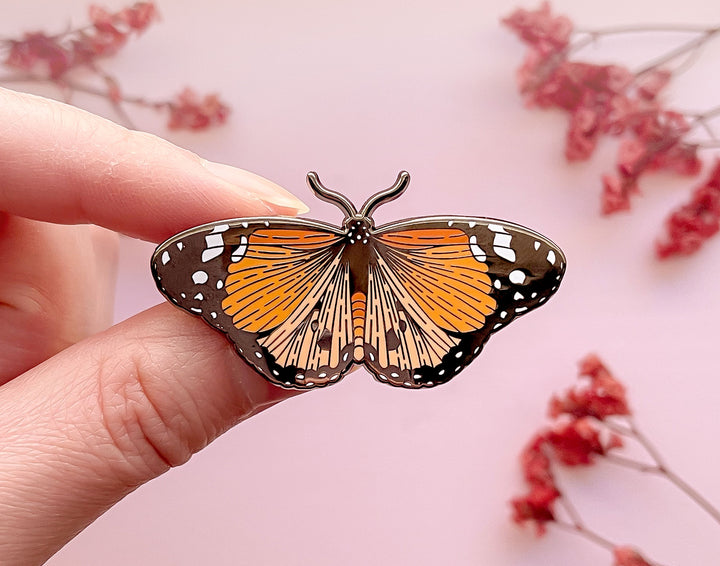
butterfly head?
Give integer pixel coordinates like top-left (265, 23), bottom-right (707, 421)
top-left (306, 171), bottom-right (411, 227)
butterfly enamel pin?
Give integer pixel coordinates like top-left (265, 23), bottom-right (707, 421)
top-left (152, 172), bottom-right (566, 390)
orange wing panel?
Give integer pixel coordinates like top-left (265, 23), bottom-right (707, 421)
top-left (376, 228), bottom-right (496, 333)
top-left (222, 229), bottom-right (343, 333)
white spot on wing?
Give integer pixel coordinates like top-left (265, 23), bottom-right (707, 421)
top-left (211, 224), bottom-right (230, 233)
top-left (192, 271), bottom-right (208, 284)
top-left (494, 233), bottom-right (512, 248)
top-left (488, 224), bottom-right (507, 233)
top-left (514, 291), bottom-right (524, 300)
top-left (509, 270), bottom-right (526, 284)
top-left (534, 241), bottom-right (541, 250)
top-left (205, 233), bottom-right (224, 248)
top-left (241, 222), bottom-right (249, 228)
top-left (547, 250), bottom-right (556, 264)
top-left (194, 292), bottom-right (204, 300)
top-left (202, 248), bottom-right (223, 262)
top-left (231, 235), bottom-right (248, 262)
top-left (216, 280), bottom-right (224, 289)
top-left (469, 235), bottom-right (487, 262)
top-left (468, 221), bottom-right (476, 228)
top-left (495, 247), bottom-right (516, 262)
top-left (176, 242), bottom-right (184, 250)
top-left (161, 251), bottom-right (170, 265)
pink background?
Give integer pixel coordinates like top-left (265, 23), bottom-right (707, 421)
top-left (4, 0), bottom-right (720, 564)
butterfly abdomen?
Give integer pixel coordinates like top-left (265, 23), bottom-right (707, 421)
top-left (351, 291), bottom-right (366, 361)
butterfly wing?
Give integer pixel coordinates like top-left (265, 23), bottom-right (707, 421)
top-left (151, 218), bottom-right (356, 389)
top-left (364, 217), bottom-right (566, 388)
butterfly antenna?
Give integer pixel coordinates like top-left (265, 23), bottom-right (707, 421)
top-left (307, 172), bottom-right (357, 218)
top-left (359, 171), bottom-right (410, 218)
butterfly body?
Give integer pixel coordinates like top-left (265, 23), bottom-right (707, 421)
top-left (152, 172), bottom-right (566, 390)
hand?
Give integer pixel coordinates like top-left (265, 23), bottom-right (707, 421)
top-left (0, 87), bottom-right (308, 566)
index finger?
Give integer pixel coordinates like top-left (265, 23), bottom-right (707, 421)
top-left (0, 88), bottom-right (308, 243)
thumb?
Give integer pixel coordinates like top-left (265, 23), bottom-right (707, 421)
top-left (0, 304), bottom-right (298, 566)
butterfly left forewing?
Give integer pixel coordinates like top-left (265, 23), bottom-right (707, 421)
top-left (363, 217), bottom-right (566, 388)
top-left (152, 218), bottom-right (356, 389)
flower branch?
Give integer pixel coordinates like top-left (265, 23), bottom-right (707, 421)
top-left (502, 2), bottom-right (720, 258)
top-left (0, 2), bottom-right (230, 131)
top-left (510, 354), bottom-right (720, 565)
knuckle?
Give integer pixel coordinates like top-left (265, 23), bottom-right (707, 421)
top-left (95, 341), bottom-right (195, 484)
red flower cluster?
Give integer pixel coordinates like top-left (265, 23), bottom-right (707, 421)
top-left (549, 353), bottom-right (630, 420)
top-left (511, 355), bottom-right (627, 534)
top-left (656, 159), bottom-right (720, 257)
top-left (602, 109), bottom-right (701, 214)
top-left (503, 2), bottom-right (719, 258)
top-left (511, 434), bottom-right (559, 535)
top-left (166, 88), bottom-right (231, 131)
top-left (0, 3), bottom-right (231, 132)
top-left (4, 2), bottom-right (158, 79)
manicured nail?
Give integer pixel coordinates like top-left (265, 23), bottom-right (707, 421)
top-left (201, 160), bottom-right (310, 214)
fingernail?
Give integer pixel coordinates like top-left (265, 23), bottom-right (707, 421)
top-left (201, 160), bottom-right (310, 214)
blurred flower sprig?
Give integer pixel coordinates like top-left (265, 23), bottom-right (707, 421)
top-left (503, 2), bottom-right (720, 259)
top-left (0, 2), bottom-right (230, 131)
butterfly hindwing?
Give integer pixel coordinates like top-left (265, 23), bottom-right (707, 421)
top-left (363, 217), bottom-right (566, 388)
top-left (151, 218), bottom-right (356, 389)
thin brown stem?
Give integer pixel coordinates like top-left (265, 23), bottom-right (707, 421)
top-left (558, 495), bottom-right (585, 528)
top-left (634, 27), bottom-right (720, 76)
top-left (696, 140), bottom-right (720, 149)
top-left (569, 23), bottom-right (719, 56)
top-left (554, 520), bottom-right (670, 566)
top-left (64, 79), bottom-right (165, 108)
top-left (616, 419), bottom-right (720, 526)
top-left (553, 520), bottom-right (615, 551)
top-left (576, 24), bottom-right (720, 35)
top-left (605, 453), bottom-right (661, 473)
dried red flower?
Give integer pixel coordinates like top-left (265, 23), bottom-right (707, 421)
top-left (504, 3), bottom-right (720, 257)
top-left (6, 32), bottom-right (73, 79)
top-left (601, 174), bottom-right (637, 214)
top-left (545, 417), bottom-right (619, 465)
top-left (657, 159), bottom-right (720, 258)
top-left (613, 546), bottom-right (653, 566)
top-left (510, 484), bottom-right (560, 535)
top-left (549, 354), bottom-right (631, 420)
top-left (1, 3), bottom-right (229, 131)
top-left (521, 434), bottom-right (556, 489)
top-left (502, 1), bottom-right (573, 54)
top-left (636, 69), bottom-right (672, 101)
top-left (166, 88), bottom-right (231, 131)
top-left (565, 102), bottom-right (601, 161)
top-left (4, 3), bottom-right (158, 79)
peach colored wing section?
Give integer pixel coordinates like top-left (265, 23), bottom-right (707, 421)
top-left (365, 259), bottom-right (459, 374)
top-left (258, 261), bottom-right (354, 378)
